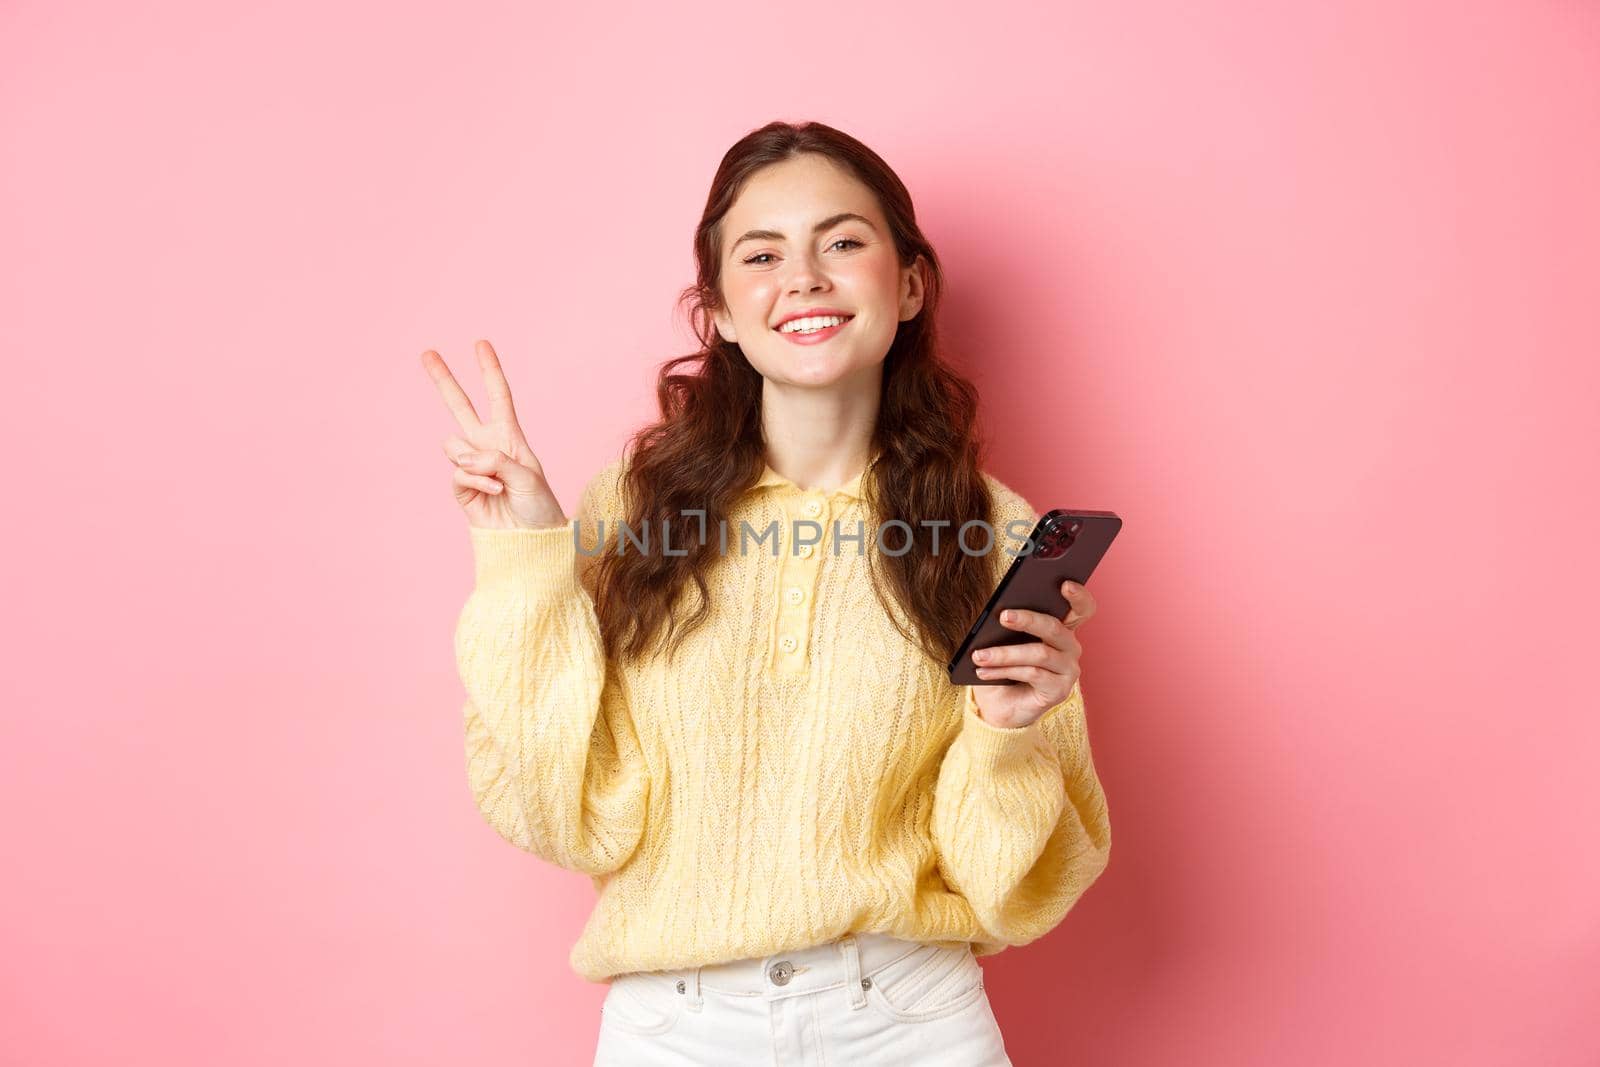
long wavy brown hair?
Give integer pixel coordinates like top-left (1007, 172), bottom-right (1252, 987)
top-left (591, 120), bottom-right (1000, 667)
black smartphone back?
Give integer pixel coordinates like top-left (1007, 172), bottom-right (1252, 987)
top-left (946, 509), bottom-right (1122, 686)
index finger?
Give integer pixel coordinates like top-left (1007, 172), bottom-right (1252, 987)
top-left (421, 349), bottom-right (482, 434)
top-left (475, 339), bottom-right (525, 434)
top-left (997, 607), bottom-right (1078, 653)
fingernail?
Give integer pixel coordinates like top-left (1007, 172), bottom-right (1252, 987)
top-left (1002, 610), bottom-right (1016, 623)
top-left (974, 649), bottom-right (990, 663)
top-left (456, 451), bottom-right (474, 464)
top-left (1064, 582), bottom-right (1079, 594)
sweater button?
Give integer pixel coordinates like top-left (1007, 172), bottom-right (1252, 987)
top-left (785, 586), bottom-right (804, 604)
top-left (796, 543), bottom-right (814, 558)
top-left (803, 498), bottom-right (822, 517)
top-left (779, 634), bottom-right (798, 653)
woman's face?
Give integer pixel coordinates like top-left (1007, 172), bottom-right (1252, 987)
top-left (712, 153), bottom-right (924, 390)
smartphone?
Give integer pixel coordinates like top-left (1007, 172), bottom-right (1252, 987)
top-left (946, 509), bottom-right (1122, 686)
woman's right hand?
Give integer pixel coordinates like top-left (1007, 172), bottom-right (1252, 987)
top-left (421, 339), bottom-right (569, 531)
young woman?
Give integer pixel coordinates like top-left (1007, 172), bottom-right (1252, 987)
top-left (422, 121), bottom-right (1112, 1066)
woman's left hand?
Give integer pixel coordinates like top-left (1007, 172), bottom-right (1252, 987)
top-left (969, 580), bottom-right (1097, 729)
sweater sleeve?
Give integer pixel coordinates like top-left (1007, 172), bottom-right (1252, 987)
top-left (453, 458), bottom-right (648, 876)
top-left (930, 483), bottom-right (1113, 945)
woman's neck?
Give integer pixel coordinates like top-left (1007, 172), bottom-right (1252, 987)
top-left (759, 369), bottom-right (881, 493)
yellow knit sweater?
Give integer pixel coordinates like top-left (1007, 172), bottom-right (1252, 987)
top-left (454, 455), bottom-right (1112, 983)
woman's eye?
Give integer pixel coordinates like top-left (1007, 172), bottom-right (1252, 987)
top-left (742, 238), bottom-right (864, 266)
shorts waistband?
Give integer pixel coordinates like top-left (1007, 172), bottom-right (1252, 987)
top-left (623, 932), bottom-right (973, 1012)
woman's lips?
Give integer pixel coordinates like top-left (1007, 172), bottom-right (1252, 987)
top-left (775, 317), bottom-right (852, 345)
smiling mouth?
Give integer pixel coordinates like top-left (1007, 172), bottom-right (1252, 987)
top-left (775, 314), bottom-right (855, 336)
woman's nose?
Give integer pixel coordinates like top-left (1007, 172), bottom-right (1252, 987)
top-left (783, 254), bottom-right (829, 293)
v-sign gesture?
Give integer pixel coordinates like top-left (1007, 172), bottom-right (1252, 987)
top-left (421, 339), bottom-right (568, 531)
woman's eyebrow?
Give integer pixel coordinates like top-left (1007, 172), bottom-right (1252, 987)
top-left (731, 212), bottom-right (876, 252)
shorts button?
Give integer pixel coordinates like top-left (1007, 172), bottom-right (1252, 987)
top-left (769, 960), bottom-right (795, 986)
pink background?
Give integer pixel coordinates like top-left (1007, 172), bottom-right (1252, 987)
top-left (3, 1), bottom-right (1596, 1064)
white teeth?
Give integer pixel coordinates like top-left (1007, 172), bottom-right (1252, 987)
top-left (778, 315), bottom-right (850, 334)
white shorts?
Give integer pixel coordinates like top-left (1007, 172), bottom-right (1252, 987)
top-left (593, 931), bottom-right (1013, 1066)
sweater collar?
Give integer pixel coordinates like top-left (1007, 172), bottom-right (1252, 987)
top-left (752, 449), bottom-right (878, 502)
